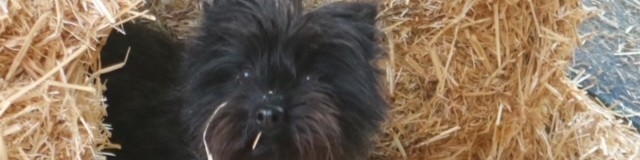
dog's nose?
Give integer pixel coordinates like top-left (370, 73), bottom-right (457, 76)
top-left (256, 106), bottom-right (284, 128)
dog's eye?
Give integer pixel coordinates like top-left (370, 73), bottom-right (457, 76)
top-left (239, 67), bottom-right (252, 78)
top-left (242, 71), bottom-right (251, 78)
top-left (304, 74), bottom-right (318, 82)
top-left (236, 68), bottom-right (252, 84)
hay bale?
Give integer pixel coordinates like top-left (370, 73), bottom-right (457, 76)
top-left (0, 1), bottom-right (147, 159)
top-left (373, 0), bottom-right (640, 159)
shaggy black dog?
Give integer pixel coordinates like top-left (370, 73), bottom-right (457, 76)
top-left (100, 0), bottom-right (388, 159)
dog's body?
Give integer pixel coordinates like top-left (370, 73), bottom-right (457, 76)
top-left (101, 22), bottom-right (196, 160)
top-left (101, 0), bottom-right (388, 159)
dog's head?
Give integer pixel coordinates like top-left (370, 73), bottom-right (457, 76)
top-left (181, 0), bottom-right (387, 159)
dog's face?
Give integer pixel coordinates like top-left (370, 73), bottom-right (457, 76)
top-left (181, 0), bottom-right (387, 159)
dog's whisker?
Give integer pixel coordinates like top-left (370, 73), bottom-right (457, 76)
top-left (252, 131), bottom-right (263, 151)
top-left (203, 102), bottom-right (228, 160)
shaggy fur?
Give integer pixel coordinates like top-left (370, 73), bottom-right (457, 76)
top-left (100, 0), bottom-right (388, 159)
top-left (100, 23), bottom-right (195, 160)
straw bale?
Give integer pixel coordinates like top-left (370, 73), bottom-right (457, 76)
top-left (372, 0), bottom-right (640, 159)
top-left (0, 0), bottom-right (147, 159)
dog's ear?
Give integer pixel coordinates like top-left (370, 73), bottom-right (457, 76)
top-left (308, 2), bottom-right (381, 61)
top-left (312, 2), bottom-right (378, 26)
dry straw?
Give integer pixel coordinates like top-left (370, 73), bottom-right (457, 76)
top-left (373, 0), bottom-right (640, 159)
top-left (0, 0), bottom-right (147, 159)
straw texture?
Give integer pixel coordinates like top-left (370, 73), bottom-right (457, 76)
top-left (0, 1), bottom-right (146, 159)
top-left (373, 0), bottom-right (640, 159)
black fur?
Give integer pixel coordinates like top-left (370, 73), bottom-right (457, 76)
top-left (100, 0), bottom-right (387, 159)
top-left (100, 23), bottom-right (195, 160)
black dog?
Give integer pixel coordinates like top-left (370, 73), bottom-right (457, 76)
top-left (100, 0), bottom-right (388, 159)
